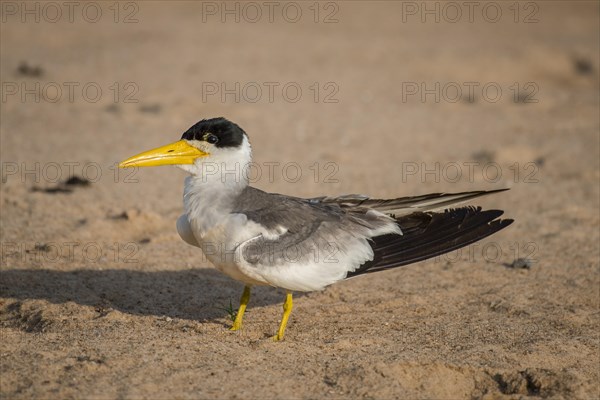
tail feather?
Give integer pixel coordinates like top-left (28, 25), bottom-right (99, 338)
top-left (347, 206), bottom-right (513, 278)
top-left (313, 188), bottom-right (509, 217)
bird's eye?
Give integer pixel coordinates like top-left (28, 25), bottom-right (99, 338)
top-left (206, 134), bottom-right (219, 144)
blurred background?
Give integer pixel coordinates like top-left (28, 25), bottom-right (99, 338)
top-left (1, 1), bottom-right (598, 399)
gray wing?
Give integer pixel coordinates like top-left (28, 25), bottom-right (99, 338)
top-left (231, 187), bottom-right (512, 291)
top-left (232, 187), bottom-right (397, 267)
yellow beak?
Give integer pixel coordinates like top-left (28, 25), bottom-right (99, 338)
top-left (119, 140), bottom-right (208, 168)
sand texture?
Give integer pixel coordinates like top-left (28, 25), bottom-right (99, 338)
top-left (1, 2), bottom-right (599, 399)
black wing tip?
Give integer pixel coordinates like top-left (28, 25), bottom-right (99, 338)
top-left (486, 188), bottom-right (510, 193)
top-left (439, 188), bottom-right (510, 196)
top-left (496, 218), bottom-right (514, 228)
top-left (348, 207), bottom-right (515, 278)
top-left (500, 217), bottom-right (514, 224)
top-left (480, 216), bottom-right (514, 235)
top-left (435, 207), bottom-right (505, 227)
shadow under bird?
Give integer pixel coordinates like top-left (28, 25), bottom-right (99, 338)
top-left (119, 117), bottom-right (513, 341)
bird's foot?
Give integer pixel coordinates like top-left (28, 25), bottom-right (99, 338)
top-left (271, 333), bottom-right (284, 342)
top-left (229, 285), bottom-right (251, 332)
top-left (271, 292), bottom-right (293, 342)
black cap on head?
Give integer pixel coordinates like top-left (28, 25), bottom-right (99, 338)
top-left (181, 117), bottom-right (246, 148)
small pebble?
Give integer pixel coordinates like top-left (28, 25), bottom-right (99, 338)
top-left (509, 258), bottom-right (533, 269)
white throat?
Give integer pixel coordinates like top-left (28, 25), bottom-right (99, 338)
top-left (181, 135), bottom-right (252, 236)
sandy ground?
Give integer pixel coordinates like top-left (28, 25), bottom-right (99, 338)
top-left (1, 1), bottom-right (599, 399)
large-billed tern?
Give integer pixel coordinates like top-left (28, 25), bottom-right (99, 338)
top-left (119, 117), bottom-right (513, 341)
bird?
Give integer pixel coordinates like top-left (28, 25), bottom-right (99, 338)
top-left (119, 117), bottom-right (513, 341)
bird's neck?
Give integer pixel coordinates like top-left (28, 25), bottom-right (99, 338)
top-left (182, 143), bottom-right (251, 237)
top-left (183, 175), bottom-right (247, 237)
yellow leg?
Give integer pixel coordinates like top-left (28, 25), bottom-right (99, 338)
top-left (230, 285), bottom-right (251, 331)
top-left (273, 292), bottom-right (293, 341)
